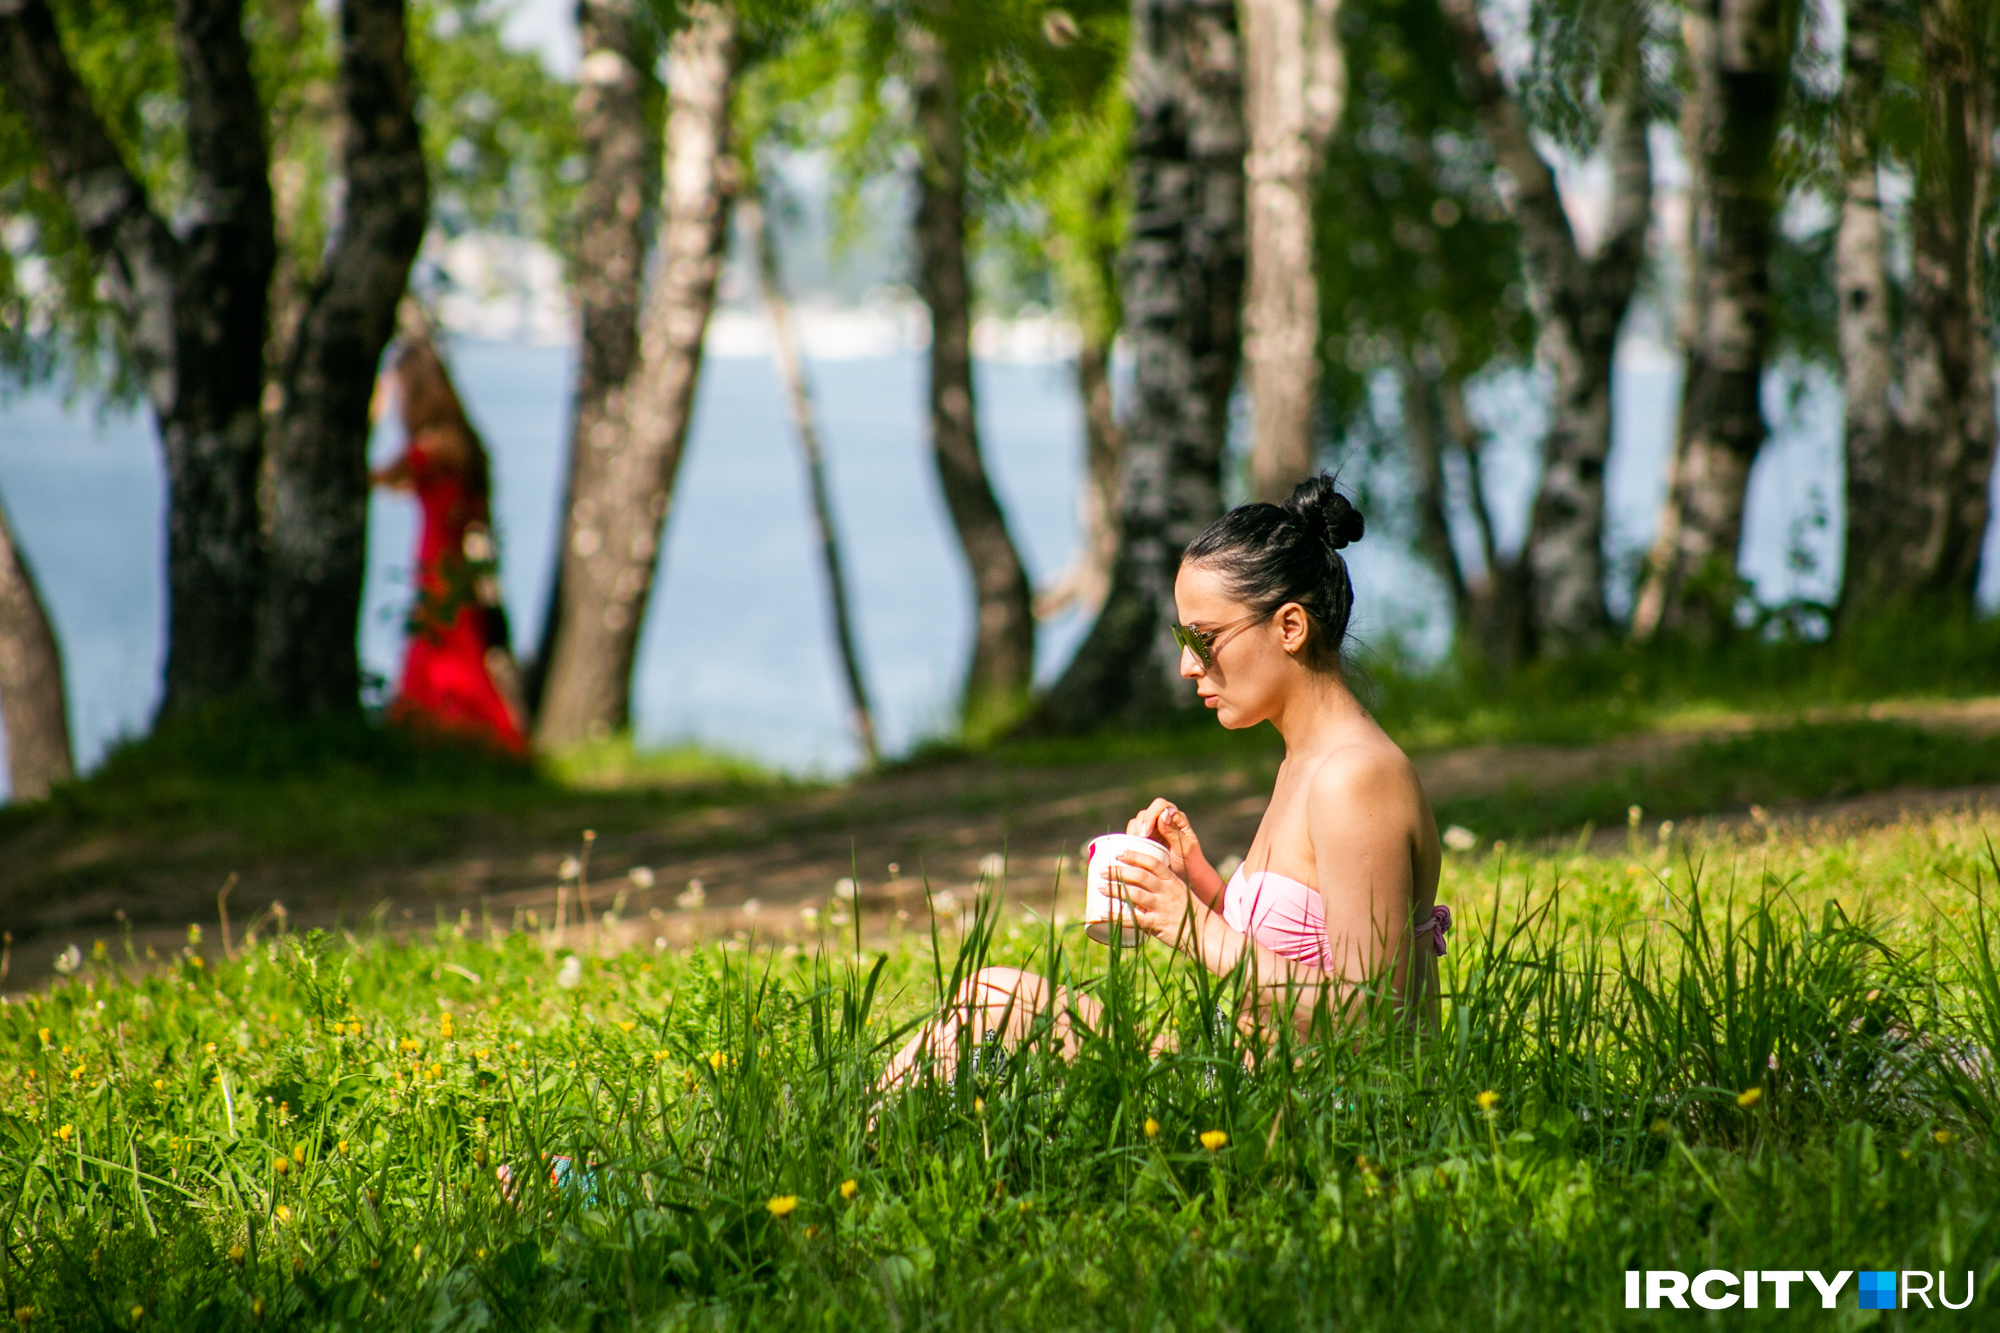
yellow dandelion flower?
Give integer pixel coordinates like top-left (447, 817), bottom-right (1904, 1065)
top-left (205, 1043), bottom-right (217, 1056)
top-left (973, 1097), bottom-right (985, 1116)
top-left (273, 1156), bottom-right (289, 1175)
top-left (129, 1306), bottom-right (143, 1322)
top-left (69, 1065), bottom-right (84, 1081)
top-left (292, 1144), bottom-right (306, 1164)
top-left (1651, 1118), bottom-right (1671, 1136)
top-left (1934, 1129), bottom-right (1955, 1145)
top-left (618, 1021), bottom-right (635, 1033)
top-left (439, 1016), bottom-right (455, 1039)
top-left (1199, 1130), bottom-right (1228, 1152)
top-left (16, 1306), bottom-right (35, 1326)
top-left (840, 1179), bottom-right (858, 1200)
top-left (37, 1028), bottom-right (50, 1046)
top-left (427, 1064), bottom-right (442, 1080)
top-left (1144, 1117), bottom-right (1160, 1140)
top-left (275, 1205), bottom-right (291, 1223)
top-left (153, 1079), bottom-right (165, 1093)
top-left (228, 1245), bottom-right (244, 1263)
top-left (477, 1048), bottom-right (491, 1060)
top-left (766, 1195), bottom-right (798, 1217)
top-left (412, 1243), bottom-right (423, 1259)
top-left (1736, 1087), bottom-right (1763, 1109)
top-left (709, 1051), bottom-right (727, 1071)
top-left (1476, 1089), bottom-right (1500, 1112)
top-left (399, 1038), bottom-right (419, 1053)
top-left (55, 1125), bottom-right (71, 1143)
top-left (654, 1050), bottom-right (669, 1062)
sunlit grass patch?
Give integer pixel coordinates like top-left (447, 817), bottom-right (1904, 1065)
top-left (1434, 719), bottom-right (2000, 841)
top-left (3, 815), bottom-right (1997, 1328)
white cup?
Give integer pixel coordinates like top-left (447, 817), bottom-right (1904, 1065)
top-left (1084, 834), bottom-right (1165, 946)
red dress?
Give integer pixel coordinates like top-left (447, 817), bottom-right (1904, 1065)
top-left (387, 435), bottom-right (527, 754)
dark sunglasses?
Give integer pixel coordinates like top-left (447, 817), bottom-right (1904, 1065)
top-left (1170, 614), bottom-right (1259, 670)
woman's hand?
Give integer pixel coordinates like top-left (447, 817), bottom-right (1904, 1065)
top-left (370, 456), bottom-right (414, 490)
top-left (1126, 798), bottom-right (1224, 907)
top-left (1105, 848), bottom-right (1205, 950)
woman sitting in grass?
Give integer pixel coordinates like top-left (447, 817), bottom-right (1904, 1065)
top-left (884, 476), bottom-right (1446, 1083)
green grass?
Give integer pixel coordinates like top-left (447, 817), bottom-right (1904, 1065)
top-left (0, 703), bottom-right (792, 865)
top-left (1436, 719), bottom-right (2000, 842)
top-left (11, 609), bottom-right (2000, 870)
top-left (5, 816), bottom-right (1999, 1329)
top-left (1362, 604), bottom-right (2000, 749)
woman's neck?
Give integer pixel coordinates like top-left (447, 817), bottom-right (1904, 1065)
top-left (1269, 670), bottom-right (1368, 759)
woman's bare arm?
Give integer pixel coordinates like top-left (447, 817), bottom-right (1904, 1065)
top-left (370, 427), bottom-right (473, 491)
top-left (1126, 799), bottom-right (1225, 908)
top-left (1107, 853), bottom-right (1353, 1033)
top-left (1306, 746), bottom-right (1421, 1001)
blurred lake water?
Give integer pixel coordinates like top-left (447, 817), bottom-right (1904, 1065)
top-left (1, 335), bottom-right (1992, 789)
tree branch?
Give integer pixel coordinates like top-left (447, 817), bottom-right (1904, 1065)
top-left (1585, 86), bottom-right (1653, 318)
top-left (258, 0), bottom-right (429, 708)
top-left (176, 0), bottom-right (273, 244)
top-left (1434, 0), bottom-right (1585, 315)
top-left (0, 0), bottom-right (180, 379)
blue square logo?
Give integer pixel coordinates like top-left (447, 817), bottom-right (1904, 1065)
top-left (1858, 1270), bottom-right (1898, 1310)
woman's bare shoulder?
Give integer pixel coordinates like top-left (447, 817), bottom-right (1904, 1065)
top-left (1307, 728), bottom-right (1421, 806)
top-left (411, 425), bottom-right (473, 470)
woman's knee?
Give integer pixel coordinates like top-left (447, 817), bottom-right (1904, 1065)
top-left (957, 967), bottom-right (1041, 1007)
top-left (950, 968), bottom-right (1045, 1037)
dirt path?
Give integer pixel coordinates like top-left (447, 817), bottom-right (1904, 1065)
top-left (6, 697), bottom-right (1999, 990)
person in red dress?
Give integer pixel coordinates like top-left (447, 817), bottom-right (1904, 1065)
top-left (371, 338), bottom-right (528, 754)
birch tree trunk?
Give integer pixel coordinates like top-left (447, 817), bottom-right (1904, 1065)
top-left (1835, 0), bottom-right (1994, 622)
top-left (1040, 333), bottom-right (1127, 617)
top-left (1038, 0), bottom-right (1246, 731)
top-left (1035, 185), bottom-right (1125, 622)
top-left (256, 0), bottom-right (429, 712)
top-left (1909, 0), bottom-right (1995, 599)
top-left (1402, 365), bottom-right (1531, 673)
top-left (536, 0), bottom-right (739, 749)
top-left (1831, 0), bottom-right (1903, 617)
top-left (0, 497), bottom-right (73, 800)
top-left (1241, 0), bottom-right (1342, 502)
top-left (742, 186), bottom-right (878, 765)
top-left (1400, 362), bottom-right (1468, 615)
top-left (1630, 0), bottom-right (1719, 639)
top-left (906, 20), bottom-right (1037, 738)
top-left (526, 0), bottom-right (657, 712)
top-left (1437, 0), bottom-right (1651, 652)
top-left (0, 0), bottom-right (275, 715)
top-left (1632, 0), bottom-right (1794, 640)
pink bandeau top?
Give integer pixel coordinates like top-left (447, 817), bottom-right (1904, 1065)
top-left (1221, 864), bottom-right (1452, 974)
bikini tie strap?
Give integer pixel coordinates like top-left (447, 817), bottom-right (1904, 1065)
top-left (1418, 904), bottom-right (1453, 957)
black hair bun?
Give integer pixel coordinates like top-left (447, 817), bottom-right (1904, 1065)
top-left (1283, 474), bottom-right (1365, 552)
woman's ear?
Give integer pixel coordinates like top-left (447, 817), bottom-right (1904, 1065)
top-left (1275, 602), bottom-right (1311, 655)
